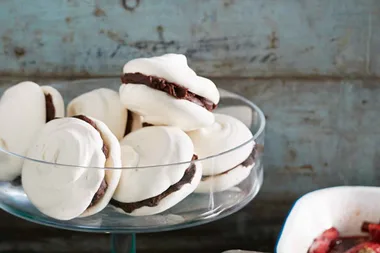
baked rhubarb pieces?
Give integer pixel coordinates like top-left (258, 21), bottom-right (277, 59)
top-left (308, 221), bottom-right (380, 253)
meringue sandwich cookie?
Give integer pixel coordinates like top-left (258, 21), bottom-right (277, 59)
top-left (112, 126), bottom-right (202, 216)
top-left (22, 116), bottom-right (121, 220)
top-left (67, 88), bottom-right (142, 140)
top-left (120, 54), bottom-right (220, 131)
top-left (187, 113), bottom-right (256, 193)
top-left (0, 81), bottom-right (64, 181)
top-left (195, 152), bottom-right (256, 193)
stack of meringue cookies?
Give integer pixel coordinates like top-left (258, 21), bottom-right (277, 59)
top-left (0, 54), bottom-right (256, 220)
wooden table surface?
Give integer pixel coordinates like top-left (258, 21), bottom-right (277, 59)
top-left (0, 194), bottom-right (290, 253)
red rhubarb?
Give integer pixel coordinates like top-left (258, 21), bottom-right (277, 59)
top-left (308, 227), bottom-right (340, 253)
top-left (362, 222), bottom-right (380, 243)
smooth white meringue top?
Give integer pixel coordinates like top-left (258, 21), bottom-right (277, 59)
top-left (119, 84), bottom-right (215, 131)
top-left (187, 113), bottom-right (255, 175)
top-left (0, 81), bottom-right (45, 156)
top-left (0, 81), bottom-right (46, 180)
top-left (114, 126), bottom-right (194, 203)
top-left (67, 88), bottom-right (127, 140)
top-left (123, 54), bottom-right (220, 104)
top-left (22, 118), bottom-right (107, 220)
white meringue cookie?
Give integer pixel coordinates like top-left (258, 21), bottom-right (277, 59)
top-left (194, 162), bottom-right (255, 193)
top-left (115, 126), bottom-right (193, 202)
top-left (187, 113), bottom-right (255, 176)
top-left (188, 113), bottom-right (256, 192)
top-left (67, 88), bottom-right (134, 140)
top-left (22, 117), bottom-right (121, 220)
top-left (119, 145), bottom-right (139, 168)
top-left (126, 162), bottom-right (202, 216)
top-left (0, 81), bottom-right (64, 181)
top-left (114, 126), bottom-right (202, 216)
top-left (80, 117), bottom-right (122, 217)
top-left (123, 54), bottom-right (219, 104)
top-left (120, 54), bottom-right (219, 131)
top-left (120, 84), bottom-right (214, 131)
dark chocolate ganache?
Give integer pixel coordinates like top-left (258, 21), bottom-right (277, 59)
top-left (72, 115), bottom-right (109, 207)
top-left (88, 179), bottom-right (108, 208)
top-left (124, 110), bottom-right (134, 137)
top-left (142, 122), bottom-right (153, 127)
top-left (201, 147), bottom-right (256, 181)
top-left (45, 93), bottom-right (55, 123)
top-left (111, 155), bottom-right (198, 213)
top-left (121, 73), bottom-right (217, 111)
top-left (124, 111), bottom-right (154, 137)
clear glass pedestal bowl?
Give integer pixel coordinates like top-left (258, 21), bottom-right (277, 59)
top-left (0, 79), bottom-right (265, 253)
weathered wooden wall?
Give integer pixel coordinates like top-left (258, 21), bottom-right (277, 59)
top-left (1, 0), bottom-right (380, 252)
top-left (0, 0), bottom-right (379, 77)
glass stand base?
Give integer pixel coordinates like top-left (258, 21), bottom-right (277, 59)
top-left (111, 233), bottom-right (136, 253)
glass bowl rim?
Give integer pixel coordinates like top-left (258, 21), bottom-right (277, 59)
top-left (0, 80), bottom-right (266, 170)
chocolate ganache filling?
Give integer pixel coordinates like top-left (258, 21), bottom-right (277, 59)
top-left (121, 73), bottom-right (217, 111)
top-left (45, 94), bottom-right (55, 123)
top-left (201, 147), bottom-right (257, 181)
top-left (142, 122), bottom-right (153, 127)
top-left (111, 155), bottom-right (198, 213)
top-left (72, 115), bottom-right (109, 207)
top-left (124, 110), bottom-right (134, 137)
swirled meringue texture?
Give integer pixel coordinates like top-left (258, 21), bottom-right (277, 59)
top-left (187, 113), bottom-right (255, 192)
top-left (67, 88), bottom-right (132, 140)
top-left (0, 81), bottom-right (64, 181)
top-left (22, 117), bottom-right (121, 220)
top-left (114, 126), bottom-right (202, 216)
top-left (215, 105), bottom-right (252, 128)
top-left (120, 54), bottom-right (220, 131)
top-left (195, 162), bottom-right (255, 193)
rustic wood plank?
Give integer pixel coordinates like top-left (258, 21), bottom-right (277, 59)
top-left (0, 0), bottom-right (379, 77)
top-left (0, 195), bottom-right (288, 252)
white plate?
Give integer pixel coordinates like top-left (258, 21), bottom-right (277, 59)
top-left (276, 186), bottom-right (380, 253)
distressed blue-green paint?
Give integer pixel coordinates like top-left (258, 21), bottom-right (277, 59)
top-left (223, 79), bottom-right (380, 198)
top-left (0, 0), bottom-right (379, 77)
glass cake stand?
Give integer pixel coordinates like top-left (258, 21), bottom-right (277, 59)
top-left (0, 79), bottom-right (266, 253)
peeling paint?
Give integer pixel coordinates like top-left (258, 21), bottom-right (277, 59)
top-left (223, 0), bottom-right (236, 8)
top-left (13, 47), bottom-right (25, 58)
top-left (299, 46), bottom-right (315, 54)
top-left (267, 31), bottom-right (278, 49)
top-left (260, 53), bottom-right (277, 63)
top-left (286, 149), bottom-right (297, 163)
top-left (62, 32), bottom-right (74, 43)
top-left (93, 6), bottom-right (106, 17)
top-left (0, 0), bottom-right (378, 77)
top-left (105, 30), bottom-right (126, 45)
